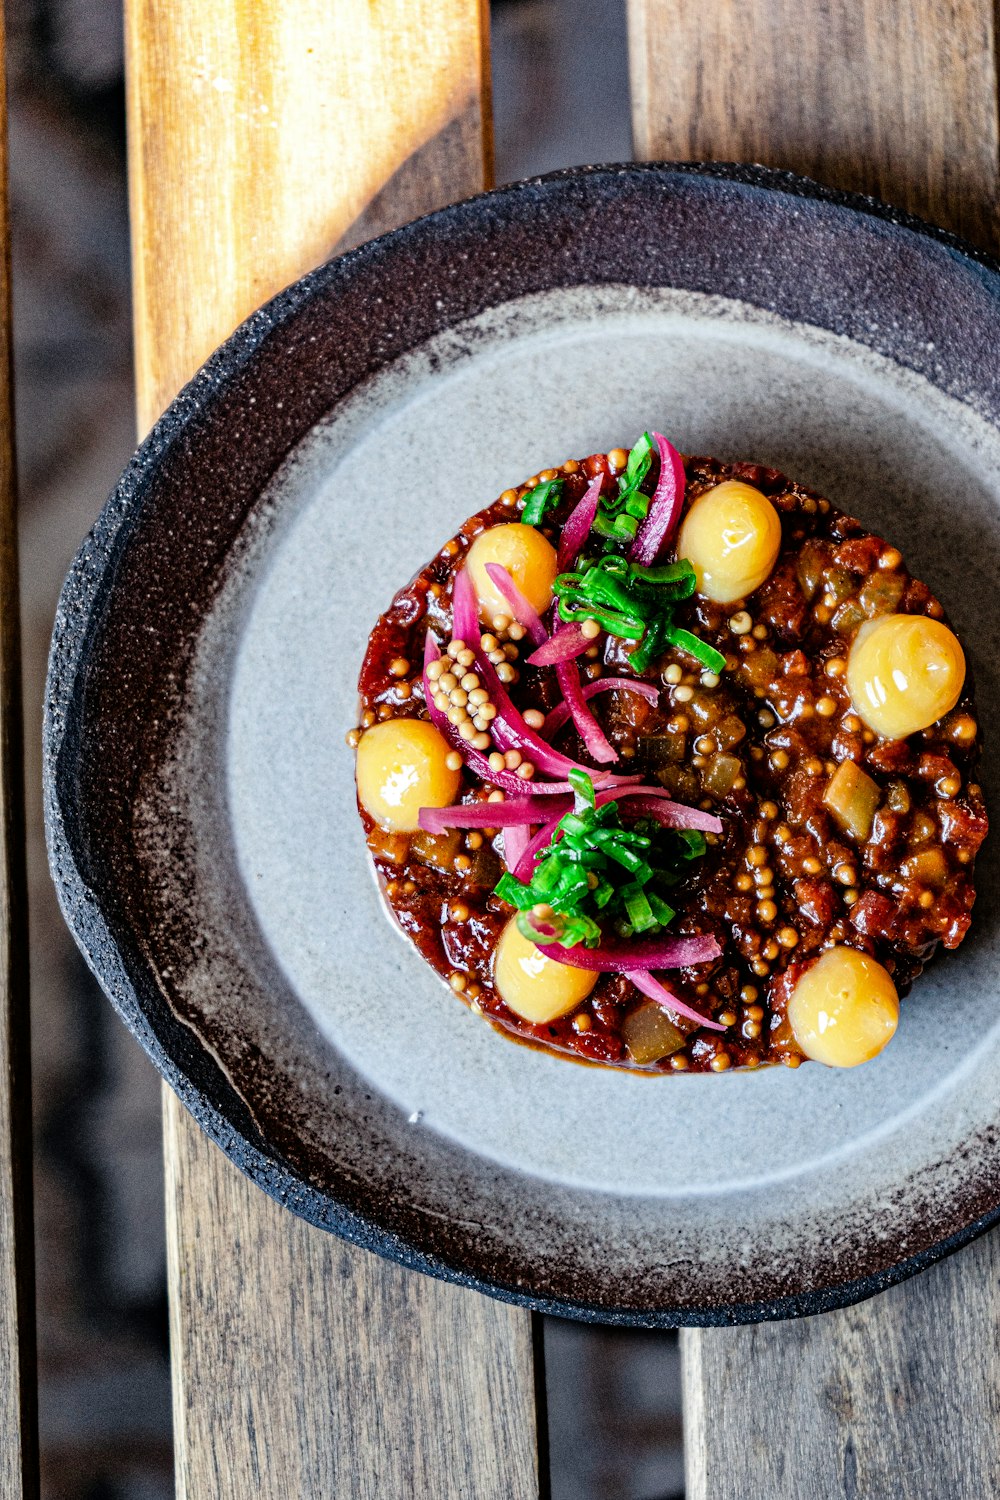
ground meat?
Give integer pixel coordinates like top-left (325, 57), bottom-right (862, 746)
top-left (354, 450), bottom-right (987, 1073)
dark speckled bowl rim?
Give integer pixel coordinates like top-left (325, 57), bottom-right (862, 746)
top-left (43, 161), bottom-right (1000, 1326)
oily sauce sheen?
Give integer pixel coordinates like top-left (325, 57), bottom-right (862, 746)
top-left (355, 452), bottom-right (987, 1073)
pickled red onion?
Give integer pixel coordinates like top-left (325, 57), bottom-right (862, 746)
top-left (542, 677), bottom-right (659, 737)
top-left (418, 798), bottom-right (570, 833)
top-left (543, 933), bottom-right (721, 972)
top-left (557, 474), bottom-right (602, 570)
top-left (527, 626), bottom-right (592, 666)
top-left (628, 968), bottom-right (727, 1031)
top-left (484, 563), bottom-right (547, 647)
top-left (629, 432), bottom-right (686, 566)
top-left (556, 656), bottom-right (618, 764)
top-left (502, 823), bottom-right (532, 873)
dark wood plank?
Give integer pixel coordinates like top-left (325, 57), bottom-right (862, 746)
top-left (0, 8), bottom-right (38, 1497)
top-left (124, 2), bottom-right (543, 1494)
top-left (628, 0), bottom-right (1000, 249)
top-left (683, 1234), bottom-right (1000, 1498)
top-left (626, 1), bottom-right (1000, 1494)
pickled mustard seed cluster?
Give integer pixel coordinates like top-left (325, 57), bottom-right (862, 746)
top-left (351, 431), bottom-right (986, 1075)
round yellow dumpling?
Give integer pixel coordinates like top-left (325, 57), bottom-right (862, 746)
top-left (677, 480), bottom-right (782, 604)
top-left (846, 614), bottom-right (965, 740)
top-left (466, 523), bottom-right (558, 620)
top-left (355, 718), bottom-right (460, 833)
top-left (787, 947), bottom-right (899, 1068)
top-left (494, 917), bottom-right (597, 1023)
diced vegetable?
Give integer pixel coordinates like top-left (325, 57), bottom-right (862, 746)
top-left (858, 572), bottom-right (904, 618)
top-left (901, 848), bottom-right (949, 887)
top-left (885, 780), bottom-right (912, 814)
top-left (409, 829), bottom-right (461, 870)
top-left (823, 759), bottom-right (882, 841)
top-left (366, 826), bottom-right (410, 864)
top-left (796, 539), bottom-right (827, 600)
top-left (823, 566), bottom-right (856, 604)
top-left (622, 1002), bottom-right (686, 1064)
top-left (702, 753), bottom-right (742, 798)
top-left (832, 599), bottom-right (866, 636)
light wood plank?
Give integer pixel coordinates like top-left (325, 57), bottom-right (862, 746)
top-left (164, 1097), bottom-right (541, 1500)
top-left (126, 0), bottom-right (493, 426)
top-left (626, 0), bottom-right (1000, 1493)
top-left (126, 4), bottom-right (540, 1495)
top-left (628, 0), bottom-right (1000, 249)
top-left (0, 7), bottom-right (38, 1495)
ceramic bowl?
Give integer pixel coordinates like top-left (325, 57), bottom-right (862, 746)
top-left (45, 163), bottom-right (1000, 1324)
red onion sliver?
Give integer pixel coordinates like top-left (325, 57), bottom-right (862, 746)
top-left (558, 474), bottom-right (602, 571)
top-left (470, 631), bottom-right (632, 785)
top-left (451, 565), bottom-right (479, 646)
top-left (422, 633), bottom-right (581, 797)
top-left (527, 625), bottom-right (591, 666)
top-left (629, 431), bottom-right (686, 566)
top-left (418, 797), bottom-right (570, 833)
top-left (628, 968), bottom-right (727, 1032)
top-left (556, 656), bottom-right (618, 764)
top-left (600, 791), bottom-right (723, 834)
top-left (542, 677), bottom-right (659, 737)
top-left (484, 563), bottom-right (547, 647)
top-left (502, 822), bottom-right (532, 873)
top-left (543, 933), bottom-right (722, 972)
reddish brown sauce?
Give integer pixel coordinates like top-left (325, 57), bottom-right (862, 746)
top-left (355, 451), bottom-right (987, 1073)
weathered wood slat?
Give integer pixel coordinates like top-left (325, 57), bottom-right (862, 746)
top-left (164, 1099), bottom-right (541, 1500)
top-left (126, 4), bottom-right (542, 1496)
top-left (0, 6), bottom-right (39, 1495)
top-left (682, 1236), bottom-right (1000, 1499)
top-left (628, 0), bottom-right (1000, 250)
top-left (626, 0), bottom-right (1000, 1494)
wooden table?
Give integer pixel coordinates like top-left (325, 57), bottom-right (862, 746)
top-left (117, 2), bottom-right (1000, 1494)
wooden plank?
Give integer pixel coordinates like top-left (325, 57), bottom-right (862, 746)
top-left (625, 0), bottom-right (1000, 1493)
top-left (164, 1098), bottom-right (541, 1500)
top-left (628, 0), bottom-right (1000, 250)
top-left (126, 0), bottom-right (493, 426)
top-left (0, 7), bottom-right (39, 1496)
top-left (125, 4), bottom-right (541, 1496)
top-left (681, 1234), bottom-right (1000, 1497)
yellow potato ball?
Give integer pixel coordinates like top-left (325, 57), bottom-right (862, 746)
top-left (355, 718), bottom-right (460, 833)
top-left (677, 481), bottom-right (782, 604)
top-left (466, 523), bottom-right (558, 619)
top-left (493, 917), bottom-right (597, 1023)
top-left (787, 946), bottom-right (899, 1068)
top-left (846, 614), bottom-right (966, 740)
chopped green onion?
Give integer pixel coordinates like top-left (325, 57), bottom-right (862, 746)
top-left (568, 767), bottom-right (596, 811)
top-left (662, 626), bottom-right (727, 675)
top-left (495, 772), bottom-right (707, 952)
top-left (521, 478), bottom-right (564, 527)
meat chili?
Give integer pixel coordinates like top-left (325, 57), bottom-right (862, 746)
top-left (352, 438), bottom-right (987, 1074)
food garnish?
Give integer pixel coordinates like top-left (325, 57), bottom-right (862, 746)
top-left (354, 431), bottom-right (986, 1073)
